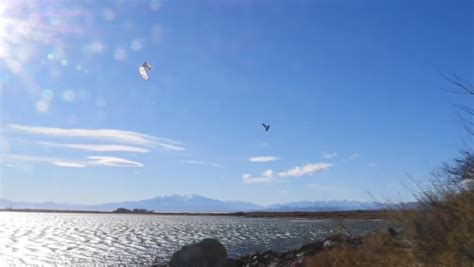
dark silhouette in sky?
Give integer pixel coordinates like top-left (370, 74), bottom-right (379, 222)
top-left (262, 123), bottom-right (270, 132)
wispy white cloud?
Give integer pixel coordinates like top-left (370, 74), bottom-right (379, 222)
top-left (368, 162), bottom-right (376, 167)
top-left (38, 142), bottom-right (150, 153)
top-left (87, 156), bottom-right (143, 167)
top-left (53, 161), bottom-right (86, 168)
top-left (87, 40), bottom-right (106, 54)
top-left (4, 124), bottom-right (185, 169)
top-left (322, 152), bottom-right (338, 159)
top-left (249, 156), bottom-right (279, 163)
top-left (0, 154), bottom-right (143, 168)
top-left (159, 143), bottom-right (186, 151)
top-left (8, 124), bottom-right (182, 148)
top-left (278, 163), bottom-right (332, 177)
top-left (242, 162), bottom-right (332, 185)
top-left (242, 173), bottom-right (274, 184)
top-left (262, 169), bottom-right (274, 177)
top-left (5, 163), bottom-right (16, 167)
top-left (181, 160), bottom-right (223, 168)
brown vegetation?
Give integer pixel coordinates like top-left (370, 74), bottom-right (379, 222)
top-left (306, 152), bottom-right (474, 267)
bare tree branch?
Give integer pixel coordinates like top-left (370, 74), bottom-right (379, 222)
top-left (441, 73), bottom-right (474, 95)
top-left (442, 73), bottom-right (474, 137)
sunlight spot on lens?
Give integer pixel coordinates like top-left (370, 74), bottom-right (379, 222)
top-left (75, 65), bottom-right (83, 71)
top-left (130, 39), bottom-right (143, 51)
top-left (8, 61), bottom-right (22, 74)
top-left (63, 90), bottom-right (76, 102)
top-left (36, 99), bottom-right (50, 112)
top-left (88, 41), bottom-right (105, 54)
top-left (113, 47), bottom-right (127, 61)
top-left (61, 59), bottom-right (68, 66)
top-left (16, 45), bottom-right (34, 63)
top-left (47, 53), bottom-right (55, 60)
top-left (42, 89), bottom-right (54, 101)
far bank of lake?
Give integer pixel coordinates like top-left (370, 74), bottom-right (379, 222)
top-left (0, 208), bottom-right (387, 219)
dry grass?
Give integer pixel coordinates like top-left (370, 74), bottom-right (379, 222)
top-left (306, 152), bottom-right (474, 267)
top-left (306, 233), bottom-right (417, 267)
top-left (397, 189), bottom-right (473, 266)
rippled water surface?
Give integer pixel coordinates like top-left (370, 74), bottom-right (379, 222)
top-left (0, 212), bottom-right (386, 265)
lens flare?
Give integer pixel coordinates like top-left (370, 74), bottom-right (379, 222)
top-left (0, 1), bottom-right (88, 97)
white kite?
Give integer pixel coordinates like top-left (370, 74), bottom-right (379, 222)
top-left (139, 62), bottom-right (152, 80)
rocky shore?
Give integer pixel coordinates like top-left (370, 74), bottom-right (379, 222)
top-left (153, 233), bottom-right (368, 267)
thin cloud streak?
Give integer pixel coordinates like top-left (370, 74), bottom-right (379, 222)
top-left (249, 156), bottom-right (279, 162)
top-left (181, 160), bottom-right (223, 168)
top-left (159, 143), bottom-right (186, 151)
top-left (8, 124), bottom-right (183, 148)
top-left (38, 142), bottom-right (150, 153)
top-left (87, 156), bottom-right (143, 167)
top-left (53, 161), bottom-right (86, 168)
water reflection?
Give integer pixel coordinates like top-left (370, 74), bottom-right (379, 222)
top-left (0, 212), bottom-right (386, 265)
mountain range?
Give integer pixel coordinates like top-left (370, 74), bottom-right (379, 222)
top-left (0, 194), bottom-right (388, 212)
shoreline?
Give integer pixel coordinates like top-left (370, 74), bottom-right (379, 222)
top-left (153, 233), bottom-right (379, 266)
top-left (0, 208), bottom-right (387, 219)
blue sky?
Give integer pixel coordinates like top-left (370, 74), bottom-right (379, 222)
top-left (0, 0), bottom-right (472, 205)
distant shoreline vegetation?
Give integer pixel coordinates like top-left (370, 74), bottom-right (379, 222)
top-left (0, 208), bottom-right (390, 219)
top-left (112, 207), bottom-right (154, 214)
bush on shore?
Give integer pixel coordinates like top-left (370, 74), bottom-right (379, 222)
top-left (307, 152), bottom-right (474, 267)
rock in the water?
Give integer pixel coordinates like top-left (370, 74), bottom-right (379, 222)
top-left (169, 238), bottom-right (227, 267)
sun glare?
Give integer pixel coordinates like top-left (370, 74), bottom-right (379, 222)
top-left (0, 1), bottom-right (30, 71)
top-left (0, 2), bottom-right (11, 59)
top-left (0, 1), bottom-right (89, 99)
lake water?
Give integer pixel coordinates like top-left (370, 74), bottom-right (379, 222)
top-left (0, 212), bottom-right (386, 265)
